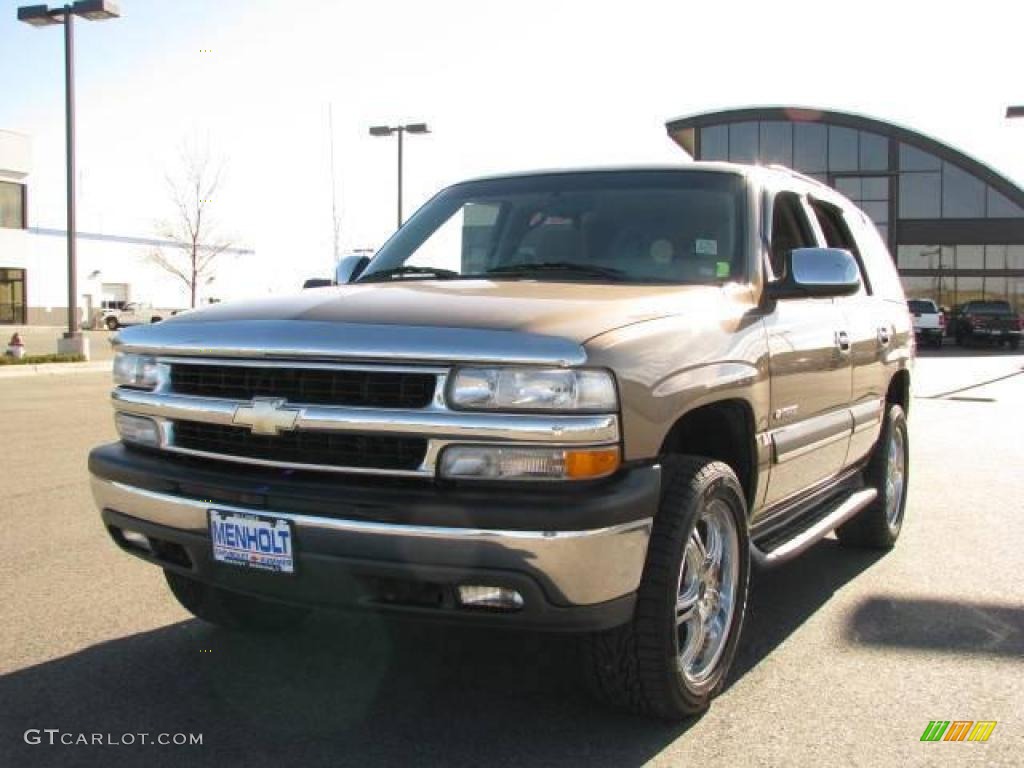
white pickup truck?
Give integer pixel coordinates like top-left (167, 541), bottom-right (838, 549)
top-left (907, 298), bottom-right (944, 348)
top-left (101, 302), bottom-right (173, 331)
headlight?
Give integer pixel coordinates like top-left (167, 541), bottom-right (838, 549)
top-left (440, 445), bottom-right (620, 481)
top-left (448, 367), bottom-right (617, 411)
top-left (113, 353), bottom-right (161, 390)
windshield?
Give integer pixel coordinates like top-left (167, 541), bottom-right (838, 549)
top-left (360, 171), bottom-right (747, 285)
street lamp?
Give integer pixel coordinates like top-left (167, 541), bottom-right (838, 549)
top-left (17, 1), bottom-right (120, 352)
top-left (369, 122), bottom-right (430, 228)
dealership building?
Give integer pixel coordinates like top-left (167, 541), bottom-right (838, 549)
top-left (666, 106), bottom-right (1024, 310)
top-left (1, 128), bottom-right (253, 327)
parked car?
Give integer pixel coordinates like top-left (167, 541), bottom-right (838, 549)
top-left (101, 302), bottom-right (171, 330)
top-left (950, 300), bottom-right (1021, 349)
top-left (89, 164), bottom-right (913, 720)
top-left (907, 298), bottom-right (944, 348)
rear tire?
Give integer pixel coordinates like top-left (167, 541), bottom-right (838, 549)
top-left (105, 316), bottom-right (119, 331)
top-left (164, 570), bottom-right (310, 632)
top-left (837, 404), bottom-right (908, 549)
top-left (582, 456), bottom-right (750, 720)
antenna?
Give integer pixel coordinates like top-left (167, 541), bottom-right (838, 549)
top-left (328, 103), bottom-right (341, 263)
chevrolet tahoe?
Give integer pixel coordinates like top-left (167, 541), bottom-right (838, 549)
top-left (89, 164), bottom-right (913, 719)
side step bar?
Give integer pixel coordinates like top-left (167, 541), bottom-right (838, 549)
top-left (751, 487), bottom-right (878, 568)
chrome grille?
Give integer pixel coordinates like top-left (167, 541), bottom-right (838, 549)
top-left (171, 420), bottom-right (428, 471)
top-left (169, 363), bottom-right (436, 408)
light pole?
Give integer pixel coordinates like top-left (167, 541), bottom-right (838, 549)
top-left (17, 1), bottom-right (120, 348)
top-left (369, 123), bottom-right (430, 228)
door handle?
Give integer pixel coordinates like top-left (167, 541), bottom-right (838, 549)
top-left (836, 330), bottom-right (851, 353)
top-left (877, 326), bottom-right (892, 346)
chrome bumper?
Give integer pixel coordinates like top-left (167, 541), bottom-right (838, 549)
top-left (91, 477), bottom-right (653, 606)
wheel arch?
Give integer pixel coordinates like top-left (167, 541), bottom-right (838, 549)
top-left (658, 398), bottom-right (759, 511)
top-left (886, 368), bottom-right (911, 414)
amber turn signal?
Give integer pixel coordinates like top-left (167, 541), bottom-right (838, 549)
top-left (565, 447), bottom-right (621, 479)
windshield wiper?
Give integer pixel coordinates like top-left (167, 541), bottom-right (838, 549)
top-left (359, 265), bottom-right (461, 282)
top-left (485, 261), bottom-right (628, 280)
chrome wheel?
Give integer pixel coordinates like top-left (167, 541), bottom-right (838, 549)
top-left (675, 498), bottom-right (739, 687)
top-left (885, 426), bottom-right (906, 528)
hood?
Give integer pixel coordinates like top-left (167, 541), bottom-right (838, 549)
top-left (116, 280), bottom-right (717, 365)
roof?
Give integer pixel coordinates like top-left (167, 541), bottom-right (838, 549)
top-left (665, 106), bottom-right (1024, 211)
top-left (456, 163), bottom-right (743, 185)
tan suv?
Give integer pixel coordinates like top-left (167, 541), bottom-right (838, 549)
top-left (90, 164), bottom-right (913, 720)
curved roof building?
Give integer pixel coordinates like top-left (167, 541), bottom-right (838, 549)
top-left (666, 107), bottom-right (1024, 310)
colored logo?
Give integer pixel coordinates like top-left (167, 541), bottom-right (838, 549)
top-left (920, 720), bottom-right (997, 742)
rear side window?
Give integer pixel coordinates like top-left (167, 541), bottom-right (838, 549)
top-left (843, 209), bottom-right (905, 302)
top-left (768, 192), bottom-right (815, 279)
top-left (809, 198), bottom-right (871, 294)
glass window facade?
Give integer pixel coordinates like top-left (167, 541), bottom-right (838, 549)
top-left (699, 122), bottom-right (895, 178)
top-left (898, 171), bottom-right (940, 218)
top-left (836, 174), bottom-right (890, 243)
top-left (727, 122), bottom-right (759, 163)
top-left (692, 114), bottom-right (1024, 312)
top-left (898, 244), bottom-right (1024, 310)
top-left (896, 143), bottom-right (1022, 219)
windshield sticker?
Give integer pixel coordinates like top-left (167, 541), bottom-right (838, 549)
top-left (695, 238), bottom-right (718, 256)
top-left (716, 261), bottom-right (731, 278)
top-left (650, 239), bottom-right (674, 265)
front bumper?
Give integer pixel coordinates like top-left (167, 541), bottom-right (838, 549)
top-left (89, 445), bottom-right (660, 631)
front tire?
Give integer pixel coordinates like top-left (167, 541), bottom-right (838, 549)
top-left (164, 570), bottom-right (310, 631)
top-left (583, 456), bottom-right (750, 720)
top-left (105, 316), bottom-right (119, 331)
top-left (837, 404), bottom-right (909, 549)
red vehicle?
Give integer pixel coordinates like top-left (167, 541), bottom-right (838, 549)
top-left (951, 300), bottom-right (1022, 349)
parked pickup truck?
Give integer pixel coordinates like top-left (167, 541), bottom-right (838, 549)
top-left (101, 302), bottom-right (173, 330)
top-left (89, 165), bottom-right (913, 720)
top-left (907, 298), bottom-right (944, 348)
top-left (951, 300), bottom-right (1021, 349)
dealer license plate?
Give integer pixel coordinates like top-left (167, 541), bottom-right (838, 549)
top-left (209, 510), bottom-right (294, 574)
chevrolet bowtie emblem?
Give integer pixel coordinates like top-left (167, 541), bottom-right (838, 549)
top-left (232, 398), bottom-right (301, 435)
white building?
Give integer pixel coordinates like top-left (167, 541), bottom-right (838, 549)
top-left (0, 129), bottom-right (255, 328)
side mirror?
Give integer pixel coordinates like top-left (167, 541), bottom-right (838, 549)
top-left (302, 278), bottom-right (333, 289)
top-left (767, 247), bottom-right (862, 300)
top-left (335, 254), bottom-right (371, 284)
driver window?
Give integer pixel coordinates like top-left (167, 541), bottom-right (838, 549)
top-left (769, 192), bottom-right (814, 279)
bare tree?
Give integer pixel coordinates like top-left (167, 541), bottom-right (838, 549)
top-left (150, 143), bottom-right (235, 308)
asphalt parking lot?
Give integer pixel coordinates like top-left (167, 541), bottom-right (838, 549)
top-left (0, 348), bottom-right (1021, 767)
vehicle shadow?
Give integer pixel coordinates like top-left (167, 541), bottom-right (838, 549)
top-left (915, 343), bottom-right (1022, 359)
top-left (0, 540), bottom-right (884, 768)
top-left (730, 539), bottom-right (886, 682)
top-left (844, 596), bottom-right (1024, 657)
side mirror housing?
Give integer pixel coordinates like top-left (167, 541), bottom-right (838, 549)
top-left (335, 254), bottom-right (371, 284)
top-left (767, 247), bottom-right (862, 300)
top-left (302, 278), bottom-right (333, 289)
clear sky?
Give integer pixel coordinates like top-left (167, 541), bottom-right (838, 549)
top-left (2, 0), bottom-right (1022, 294)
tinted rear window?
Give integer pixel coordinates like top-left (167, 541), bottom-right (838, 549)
top-left (908, 300), bottom-right (936, 313)
top-left (967, 301), bottom-right (1012, 315)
